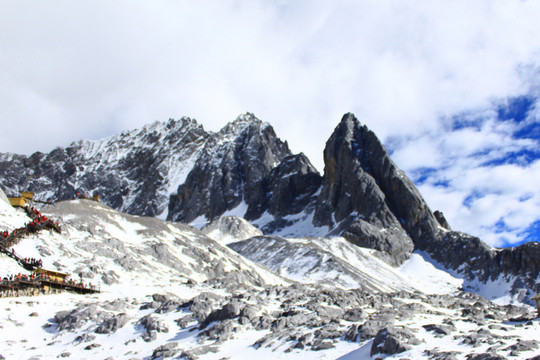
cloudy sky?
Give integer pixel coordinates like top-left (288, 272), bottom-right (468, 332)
top-left (1, 1), bottom-right (540, 247)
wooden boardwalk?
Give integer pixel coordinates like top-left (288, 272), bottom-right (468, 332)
top-left (0, 204), bottom-right (100, 298)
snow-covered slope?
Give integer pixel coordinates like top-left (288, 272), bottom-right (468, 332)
top-left (228, 235), bottom-right (462, 294)
top-left (1, 199), bottom-right (539, 359)
top-left (201, 216), bottom-right (263, 245)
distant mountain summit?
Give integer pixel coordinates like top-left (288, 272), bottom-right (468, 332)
top-left (1, 112), bottom-right (539, 299)
top-left (0, 117), bottom-right (208, 217)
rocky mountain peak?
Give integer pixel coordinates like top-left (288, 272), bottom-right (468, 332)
top-left (167, 115), bottom-right (293, 223)
top-left (312, 113), bottom-right (442, 265)
top-left (221, 112), bottom-right (262, 131)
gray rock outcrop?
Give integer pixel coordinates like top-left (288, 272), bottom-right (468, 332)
top-left (370, 326), bottom-right (420, 356)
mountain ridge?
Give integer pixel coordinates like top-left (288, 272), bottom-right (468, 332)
top-left (1, 112), bottom-right (539, 300)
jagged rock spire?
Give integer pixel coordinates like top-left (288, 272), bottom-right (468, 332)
top-left (313, 113), bottom-right (440, 264)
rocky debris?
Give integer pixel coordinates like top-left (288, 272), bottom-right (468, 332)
top-left (370, 325), bottom-right (420, 356)
top-left (95, 313), bottom-right (130, 334)
top-left (144, 293), bottom-right (184, 314)
top-left (84, 343), bottom-right (102, 350)
top-left (184, 292), bottom-right (225, 322)
top-left (343, 308), bottom-right (366, 322)
top-left (138, 314), bottom-right (169, 342)
top-left (311, 339), bottom-right (335, 351)
top-left (502, 339), bottom-right (539, 355)
top-left (465, 353), bottom-right (506, 360)
top-left (199, 319), bottom-right (237, 343)
top-left (74, 334), bottom-right (96, 344)
top-left (150, 342), bottom-right (179, 359)
top-left (201, 300), bottom-right (243, 328)
top-left (53, 304), bottom-right (110, 331)
top-left (423, 323), bottom-right (456, 336)
top-left (101, 298), bottom-right (131, 312)
top-left (9, 281), bottom-right (539, 359)
top-left (423, 349), bottom-right (462, 360)
top-left (457, 328), bottom-right (498, 348)
top-left (358, 311), bottom-right (396, 340)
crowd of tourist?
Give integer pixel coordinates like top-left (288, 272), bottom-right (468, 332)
top-left (0, 206), bottom-right (61, 247)
top-left (0, 272), bottom-right (98, 292)
top-left (0, 201), bottom-right (99, 297)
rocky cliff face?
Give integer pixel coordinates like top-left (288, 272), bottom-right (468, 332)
top-left (311, 114), bottom-right (539, 293)
top-left (0, 113), bottom-right (321, 226)
top-left (311, 113), bottom-right (440, 265)
top-left (419, 230), bottom-right (540, 298)
top-left (168, 114), bottom-right (293, 223)
top-left (1, 111), bottom-right (539, 295)
top-left (0, 117), bottom-right (208, 217)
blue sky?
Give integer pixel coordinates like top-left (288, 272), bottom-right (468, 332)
top-left (1, 1), bottom-right (540, 247)
top-left (390, 95), bottom-right (540, 247)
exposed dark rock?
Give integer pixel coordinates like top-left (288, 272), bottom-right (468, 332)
top-left (311, 339), bottom-right (335, 351)
top-left (84, 343), bottom-right (101, 350)
top-left (434, 210), bottom-right (451, 230)
top-left (152, 293), bottom-right (171, 303)
top-left (358, 311), bottom-right (396, 340)
top-left (343, 308), bottom-right (366, 322)
top-left (0, 118), bottom-right (208, 217)
top-left (155, 300), bottom-right (182, 314)
top-left (151, 342), bottom-right (179, 359)
top-left (198, 320), bottom-right (236, 343)
top-left (423, 323), bottom-right (456, 336)
top-left (370, 326), bottom-right (419, 356)
top-left (3, 110), bottom-right (540, 308)
top-left (201, 300), bottom-right (243, 328)
top-left (344, 324), bottom-right (360, 342)
top-left (424, 349), bottom-right (461, 360)
top-left (94, 313), bottom-right (129, 334)
top-left (74, 334), bottom-right (96, 343)
top-left (54, 305), bottom-right (110, 331)
top-left (465, 353), bottom-right (506, 360)
top-left (313, 113), bottom-right (439, 265)
top-left (187, 292), bottom-right (224, 322)
top-left (502, 339), bottom-right (539, 353)
top-left (138, 314), bottom-right (169, 342)
top-left (265, 153), bottom-right (322, 220)
top-left (169, 114), bottom-right (292, 223)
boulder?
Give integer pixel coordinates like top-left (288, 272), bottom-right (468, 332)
top-left (370, 326), bottom-right (419, 356)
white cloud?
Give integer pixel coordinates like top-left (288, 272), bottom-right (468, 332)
top-left (407, 113), bottom-right (540, 247)
top-left (1, 0), bottom-right (540, 246)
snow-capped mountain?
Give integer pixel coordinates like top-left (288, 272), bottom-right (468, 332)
top-left (0, 113), bottom-right (540, 299)
top-left (1, 112), bottom-right (540, 307)
top-left (0, 117), bottom-right (208, 218)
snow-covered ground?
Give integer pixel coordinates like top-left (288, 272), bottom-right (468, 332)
top-left (1, 196), bottom-right (539, 359)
